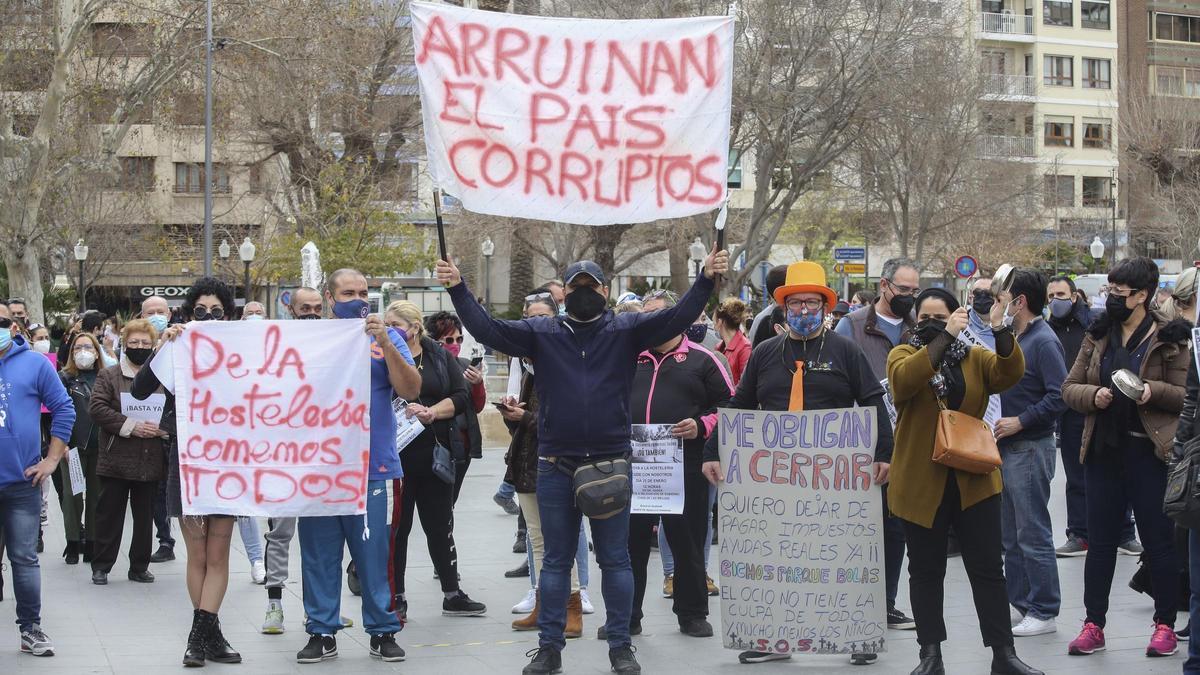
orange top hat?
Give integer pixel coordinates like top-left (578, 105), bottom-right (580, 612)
top-left (773, 261), bottom-right (838, 309)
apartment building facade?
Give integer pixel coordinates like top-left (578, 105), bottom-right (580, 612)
top-left (975, 0), bottom-right (1120, 255)
top-left (1117, 1), bottom-right (1200, 267)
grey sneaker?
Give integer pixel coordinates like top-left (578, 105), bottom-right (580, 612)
top-left (262, 606), bottom-right (285, 634)
top-left (1056, 536), bottom-right (1089, 558)
top-left (20, 624), bottom-right (53, 657)
top-left (493, 493), bottom-right (520, 515)
top-left (1119, 539), bottom-right (1145, 556)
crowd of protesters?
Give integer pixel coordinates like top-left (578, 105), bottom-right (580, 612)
top-left (5, 249), bottom-right (1200, 675)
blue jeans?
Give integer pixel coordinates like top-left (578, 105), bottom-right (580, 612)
top-left (1, 481), bottom-right (43, 630)
top-left (237, 516), bottom-right (263, 563)
top-left (1187, 529), bottom-right (1200, 673)
top-left (1000, 434), bottom-right (1061, 620)
top-left (660, 483), bottom-right (716, 576)
top-left (528, 522), bottom-right (589, 590)
top-left (536, 458), bottom-right (632, 652)
top-left (497, 480), bottom-right (516, 500)
top-left (298, 480), bottom-right (400, 635)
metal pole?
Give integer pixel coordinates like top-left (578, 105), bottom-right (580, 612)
top-left (1111, 167), bottom-right (1117, 266)
top-left (484, 256), bottom-right (491, 308)
top-left (243, 261), bottom-right (251, 304)
top-left (78, 259), bottom-right (85, 312)
top-left (203, 0), bottom-right (214, 277)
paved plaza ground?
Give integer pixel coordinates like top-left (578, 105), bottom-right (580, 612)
top-left (0, 447), bottom-right (1187, 674)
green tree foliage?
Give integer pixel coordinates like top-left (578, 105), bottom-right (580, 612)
top-left (261, 163), bottom-right (433, 282)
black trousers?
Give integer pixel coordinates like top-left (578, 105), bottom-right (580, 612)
top-left (92, 476), bottom-right (157, 574)
top-left (630, 467), bottom-right (709, 624)
top-left (392, 441), bottom-right (459, 595)
top-left (882, 484), bottom-right (906, 608)
top-left (902, 473), bottom-right (1012, 647)
top-left (452, 457), bottom-right (472, 505)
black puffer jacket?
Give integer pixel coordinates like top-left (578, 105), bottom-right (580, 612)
top-left (60, 370), bottom-right (99, 451)
top-left (1174, 358), bottom-right (1200, 465)
top-left (503, 369), bottom-right (539, 494)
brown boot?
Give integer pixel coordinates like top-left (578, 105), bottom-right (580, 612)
top-left (512, 590), bottom-right (539, 631)
top-left (565, 591), bottom-right (584, 639)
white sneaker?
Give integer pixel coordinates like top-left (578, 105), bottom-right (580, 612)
top-left (579, 588), bottom-right (595, 615)
top-left (251, 559), bottom-right (266, 584)
top-left (512, 588), bottom-right (537, 614)
top-left (1012, 615), bottom-right (1056, 637)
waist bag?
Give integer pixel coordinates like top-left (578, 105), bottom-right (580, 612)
top-left (554, 455), bottom-right (631, 520)
top-left (1165, 438), bottom-right (1200, 530)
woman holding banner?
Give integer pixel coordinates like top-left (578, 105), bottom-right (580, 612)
top-left (132, 276), bottom-right (242, 667)
top-left (886, 288), bottom-right (1041, 675)
top-left (384, 301), bottom-right (487, 620)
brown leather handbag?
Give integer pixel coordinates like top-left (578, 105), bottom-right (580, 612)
top-left (931, 397), bottom-right (1002, 475)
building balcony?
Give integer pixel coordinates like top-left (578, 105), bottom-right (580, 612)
top-left (983, 73), bottom-right (1036, 99)
top-left (979, 12), bottom-right (1034, 38)
top-left (978, 135), bottom-right (1036, 158)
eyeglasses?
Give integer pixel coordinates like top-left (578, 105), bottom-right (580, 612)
top-left (193, 306), bottom-right (224, 321)
top-left (125, 340), bottom-right (154, 348)
top-left (1107, 287), bottom-right (1133, 298)
top-left (524, 292), bottom-right (554, 305)
top-left (642, 289), bottom-right (679, 304)
top-left (74, 343), bottom-right (97, 352)
top-left (785, 298), bottom-right (825, 311)
top-left (885, 279), bottom-right (920, 296)
top-left (441, 335), bottom-right (464, 345)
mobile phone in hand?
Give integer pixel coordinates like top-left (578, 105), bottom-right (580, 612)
top-left (492, 401), bottom-right (509, 410)
top-left (471, 356), bottom-right (484, 367)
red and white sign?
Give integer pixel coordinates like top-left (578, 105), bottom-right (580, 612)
top-left (151, 321), bottom-right (371, 517)
top-left (411, 2), bottom-right (734, 225)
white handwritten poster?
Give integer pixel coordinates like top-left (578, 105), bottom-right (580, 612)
top-left (716, 407), bottom-right (886, 657)
top-left (631, 423), bottom-right (684, 515)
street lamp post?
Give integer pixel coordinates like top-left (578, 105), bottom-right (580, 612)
top-left (1090, 235), bottom-right (1105, 275)
top-left (688, 237), bottom-right (706, 278)
top-left (218, 238), bottom-right (230, 283)
top-left (481, 237), bottom-right (495, 309)
top-left (74, 239), bottom-right (89, 312)
top-left (239, 237), bottom-right (256, 306)
top-left (202, 0), bottom-right (214, 276)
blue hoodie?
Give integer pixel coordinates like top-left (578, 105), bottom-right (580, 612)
top-left (0, 336), bottom-right (75, 488)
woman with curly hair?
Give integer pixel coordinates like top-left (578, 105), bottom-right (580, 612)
top-left (131, 276), bottom-right (243, 667)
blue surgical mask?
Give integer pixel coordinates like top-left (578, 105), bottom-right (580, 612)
top-left (0, 331), bottom-right (11, 352)
top-left (147, 314), bottom-right (169, 333)
top-left (332, 299), bottom-right (369, 320)
top-left (787, 309), bottom-right (824, 337)
top-left (1049, 297), bottom-right (1073, 319)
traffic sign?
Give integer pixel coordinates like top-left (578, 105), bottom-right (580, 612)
top-left (834, 247), bottom-right (866, 261)
top-left (954, 255), bottom-right (978, 279)
top-left (835, 263), bottom-right (866, 275)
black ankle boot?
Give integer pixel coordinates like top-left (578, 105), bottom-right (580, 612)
top-left (990, 645), bottom-right (1043, 675)
top-left (910, 643), bottom-right (944, 675)
top-left (183, 609), bottom-right (206, 667)
top-left (202, 611), bottom-right (242, 664)
top-left (63, 541), bottom-right (79, 565)
top-left (81, 540), bottom-right (94, 563)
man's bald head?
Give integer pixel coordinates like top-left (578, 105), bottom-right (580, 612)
top-left (291, 287), bottom-right (322, 320)
top-left (141, 296), bottom-right (169, 319)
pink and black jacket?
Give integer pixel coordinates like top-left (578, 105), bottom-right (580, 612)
top-left (630, 336), bottom-right (734, 469)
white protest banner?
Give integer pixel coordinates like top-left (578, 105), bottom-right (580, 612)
top-left (631, 423), bottom-right (684, 515)
top-left (410, 2), bottom-right (733, 226)
top-left (879, 379), bottom-right (897, 430)
top-left (717, 407), bottom-right (886, 657)
top-left (957, 326), bottom-right (1002, 428)
top-left (165, 321), bottom-right (372, 517)
top-left (392, 398), bottom-right (424, 453)
top-left (121, 392), bottom-right (166, 424)
top-left (67, 447), bottom-right (85, 496)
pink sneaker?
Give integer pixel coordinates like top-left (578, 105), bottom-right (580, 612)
top-left (1068, 621), bottom-right (1105, 655)
top-left (1147, 622), bottom-right (1178, 657)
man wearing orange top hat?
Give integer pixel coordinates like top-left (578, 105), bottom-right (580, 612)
top-left (701, 261), bottom-right (894, 666)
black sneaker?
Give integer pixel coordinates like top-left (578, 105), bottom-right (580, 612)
top-left (442, 591), bottom-right (486, 617)
top-left (91, 570), bottom-right (108, 585)
top-left (850, 653), bottom-right (877, 665)
top-left (523, 647), bottom-right (563, 675)
top-left (887, 606), bottom-right (916, 630)
top-left (505, 561), bottom-right (531, 578)
top-left (296, 634), bottom-right (337, 663)
top-left (679, 618), bottom-right (713, 638)
top-left (597, 621), bottom-right (643, 640)
top-left (128, 570), bottom-right (155, 583)
top-left (150, 545), bottom-right (175, 563)
top-left (609, 645), bottom-right (641, 675)
top-left (369, 633), bottom-right (405, 662)
top-left (738, 651), bottom-right (791, 664)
